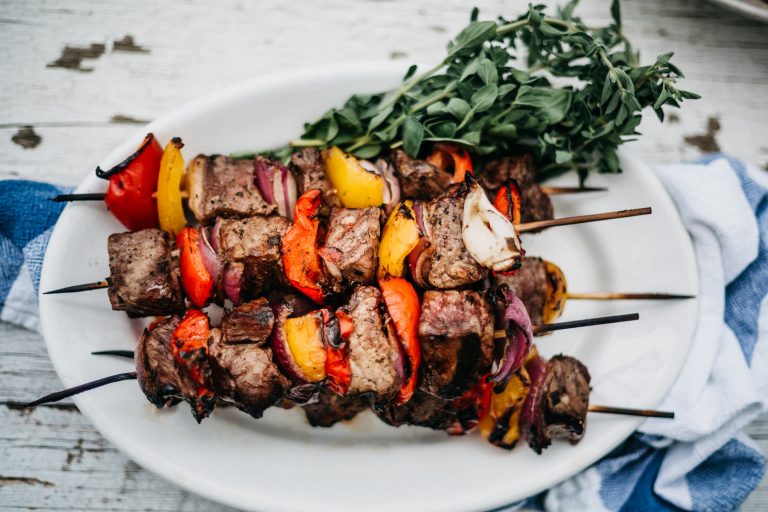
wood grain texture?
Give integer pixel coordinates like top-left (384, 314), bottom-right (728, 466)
top-left (1, 0), bottom-right (766, 510)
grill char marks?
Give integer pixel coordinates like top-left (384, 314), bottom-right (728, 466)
top-left (390, 149), bottom-right (452, 200)
top-left (187, 155), bottom-right (276, 224)
top-left (107, 229), bottom-right (183, 317)
top-left (216, 216), bottom-right (290, 299)
top-left (418, 290), bottom-right (494, 399)
top-left (290, 147), bottom-right (341, 207)
top-left (420, 185), bottom-right (486, 289)
top-left (207, 328), bottom-right (289, 419)
top-left (481, 154), bottom-right (553, 223)
top-left (345, 286), bottom-right (401, 401)
top-left (319, 207), bottom-right (381, 294)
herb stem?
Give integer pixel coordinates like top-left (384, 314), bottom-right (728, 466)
top-left (289, 138), bottom-right (326, 148)
top-left (378, 61), bottom-right (445, 112)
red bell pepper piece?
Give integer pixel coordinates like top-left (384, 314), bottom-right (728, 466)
top-left (323, 310), bottom-right (352, 395)
top-left (380, 277), bottom-right (421, 405)
top-left (446, 375), bottom-right (493, 435)
top-left (492, 180), bottom-right (522, 225)
top-left (426, 143), bottom-right (474, 183)
top-left (171, 309), bottom-right (216, 417)
top-left (282, 190), bottom-right (326, 304)
top-left (177, 227), bottom-right (214, 308)
top-left (96, 133), bottom-right (163, 231)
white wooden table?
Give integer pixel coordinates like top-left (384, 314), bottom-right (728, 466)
top-left (1, 0), bottom-right (766, 510)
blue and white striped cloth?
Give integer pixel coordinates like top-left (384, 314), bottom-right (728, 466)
top-left (1, 155), bottom-right (766, 511)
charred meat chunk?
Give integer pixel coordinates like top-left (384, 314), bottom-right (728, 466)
top-left (187, 155), bottom-right (276, 224)
top-left (481, 155), bottom-right (553, 223)
top-left (344, 286), bottom-right (401, 401)
top-left (319, 207), bottom-right (380, 294)
top-left (222, 298), bottom-right (275, 345)
top-left (217, 215), bottom-right (290, 298)
top-left (207, 328), bottom-right (290, 419)
top-left (290, 147), bottom-right (341, 207)
top-left (135, 316), bottom-right (214, 421)
top-left (107, 229), bottom-right (183, 317)
top-left (418, 290), bottom-right (494, 399)
top-left (420, 185), bottom-right (487, 289)
top-left (302, 388), bottom-right (370, 427)
top-left (376, 390), bottom-right (455, 431)
top-left (390, 149), bottom-right (452, 200)
top-left (527, 355), bottom-right (591, 454)
top-left (493, 257), bottom-right (549, 326)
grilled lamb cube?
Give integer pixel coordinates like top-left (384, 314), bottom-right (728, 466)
top-left (526, 355), bottom-right (591, 454)
top-left (216, 216), bottom-right (291, 298)
top-left (207, 328), bottom-right (290, 419)
top-left (492, 257), bottom-right (549, 326)
top-left (290, 147), bottom-right (341, 207)
top-left (106, 229), bottom-right (183, 317)
top-left (319, 207), bottom-right (381, 294)
top-left (187, 155), bottom-right (276, 224)
top-left (135, 316), bottom-right (214, 421)
top-left (222, 298), bottom-right (275, 345)
top-left (344, 286), bottom-right (401, 401)
top-left (480, 154), bottom-right (553, 223)
top-left (302, 388), bottom-right (370, 427)
top-left (419, 185), bottom-right (487, 289)
top-left (418, 290), bottom-right (494, 400)
top-left (390, 149), bottom-right (452, 200)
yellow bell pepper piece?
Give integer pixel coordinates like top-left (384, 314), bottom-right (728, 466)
top-left (377, 200), bottom-right (420, 280)
top-left (285, 313), bottom-right (327, 382)
top-left (542, 260), bottom-right (568, 324)
top-left (157, 137), bottom-right (187, 237)
top-left (322, 146), bottom-right (384, 208)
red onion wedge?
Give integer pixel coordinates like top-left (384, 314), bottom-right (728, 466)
top-left (271, 302), bottom-right (308, 385)
top-left (406, 237), bottom-right (432, 289)
top-left (198, 227), bottom-right (223, 282)
top-left (210, 217), bottom-right (223, 253)
top-left (222, 262), bottom-right (243, 306)
top-left (272, 161), bottom-right (298, 220)
top-left (520, 353), bottom-right (552, 453)
top-left (253, 157), bottom-right (276, 204)
top-left (490, 287), bottom-right (533, 383)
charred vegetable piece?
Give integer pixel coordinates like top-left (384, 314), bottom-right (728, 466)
top-left (170, 310), bottom-right (216, 421)
top-left (492, 180), bottom-right (523, 226)
top-left (481, 155), bottom-right (554, 224)
top-left (426, 143), bottom-right (473, 183)
top-left (541, 260), bottom-right (568, 324)
top-left (106, 229), bottom-right (183, 317)
top-left (462, 178), bottom-right (523, 273)
top-left (488, 285), bottom-right (533, 383)
top-left (284, 312), bottom-right (327, 383)
top-left (97, 133), bottom-right (163, 231)
top-left (177, 227), bottom-right (214, 308)
top-left (380, 277), bottom-right (421, 405)
top-left (377, 201), bottom-right (420, 280)
top-left (478, 365), bottom-right (531, 449)
top-left (282, 190), bottom-right (327, 303)
top-left (157, 137), bottom-right (187, 237)
top-left (322, 146), bottom-right (384, 208)
top-left (323, 310), bottom-right (352, 396)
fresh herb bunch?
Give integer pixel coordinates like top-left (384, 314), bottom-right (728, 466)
top-left (280, 0), bottom-right (699, 182)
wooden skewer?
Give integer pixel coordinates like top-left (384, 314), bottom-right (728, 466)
top-left (51, 192), bottom-right (106, 202)
top-left (516, 207), bottom-right (652, 233)
top-left (540, 186), bottom-right (607, 195)
top-left (52, 191), bottom-right (189, 202)
top-left (494, 312), bottom-right (639, 339)
top-left (588, 405), bottom-right (674, 419)
top-left (44, 280), bottom-right (109, 295)
top-left (26, 372), bottom-right (137, 407)
top-left (91, 350), bottom-right (135, 358)
top-left (566, 292), bottom-right (695, 300)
